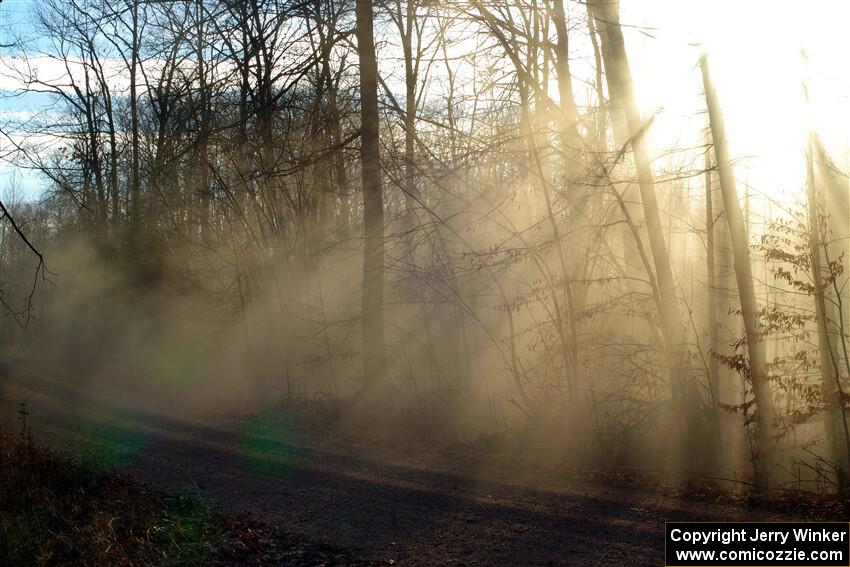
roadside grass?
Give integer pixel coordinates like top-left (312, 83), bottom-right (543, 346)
top-left (0, 405), bottom-right (376, 566)
top-left (0, 423), bottom-right (223, 565)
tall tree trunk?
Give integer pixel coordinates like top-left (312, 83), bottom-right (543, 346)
top-left (196, 0), bottom-right (211, 241)
top-left (356, 0), bottom-right (386, 389)
top-left (92, 57), bottom-right (120, 225)
top-left (587, 0), bottom-right (654, 333)
top-left (548, 0), bottom-right (581, 171)
top-left (549, 0), bottom-right (591, 321)
top-left (590, 0), bottom-right (700, 469)
top-left (397, 0), bottom-right (416, 214)
top-left (705, 154), bottom-right (720, 410)
top-left (585, 1), bottom-right (607, 153)
top-left (705, 147), bottom-right (723, 468)
top-left (803, 86), bottom-right (850, 477)
top-left (700, 52), bottom-right (776, 488)
top-left (129, 0), bottom-right (141, 223)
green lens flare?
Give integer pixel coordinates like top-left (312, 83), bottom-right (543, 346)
top-left (239, 409), bottom-right (309, 481)
top-left (152, 341), bottom-right (209, 389)
top-left (74, 418), bottom-right (150, 470)
top-left (54, 402), bottom-right (152, 470)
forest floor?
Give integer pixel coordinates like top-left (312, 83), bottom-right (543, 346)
top-left (3, 365), bottom-right (843, 566)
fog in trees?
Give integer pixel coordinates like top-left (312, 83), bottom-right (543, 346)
top-left (1, 0), bottom-right (849, 495)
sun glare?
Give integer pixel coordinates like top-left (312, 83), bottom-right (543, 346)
top-left (620, 0), bottom-right (849, 202)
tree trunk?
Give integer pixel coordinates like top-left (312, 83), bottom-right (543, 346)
top-left (196, 0), bottom-right (211, 241)
top-left (356, 0), bottom-right (386, 389)
top-left (129, 0), bottom-right (141, 223)
top-left (548, 0), bottom-right (581, 170)
top-left (803, 91), bottom-right (850, 476)
top-left (705, 148), bottom-right (724, 468)
top-left (590, 0), bottom-right (699, 469)
top-left (700, 52), bottom-right (776, 488)
top-left (399, 0), bottom-right (416, 214)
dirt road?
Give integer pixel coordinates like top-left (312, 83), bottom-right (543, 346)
top-left (6, 367), bottom-right (794, 566)
top-left (115, 412), bottom-right (793, 566)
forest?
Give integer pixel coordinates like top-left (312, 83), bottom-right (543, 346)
top-left (0, 0), bottom-right (849, 564)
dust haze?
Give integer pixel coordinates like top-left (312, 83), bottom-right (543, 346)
top-left (1, 0), bottom-right (849, 497)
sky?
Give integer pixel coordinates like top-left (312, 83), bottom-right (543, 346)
top-left (622, 0), bottom-right (849, 212)
top-left (0, 0), bottom-right (41, 198)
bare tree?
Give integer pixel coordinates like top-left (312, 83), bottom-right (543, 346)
top-left (700, 52), bottom-right (776, 488)
top-left (356, 0), bottom-right (386, 392)
top-left (590, 0), bottom-right (702, 468)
